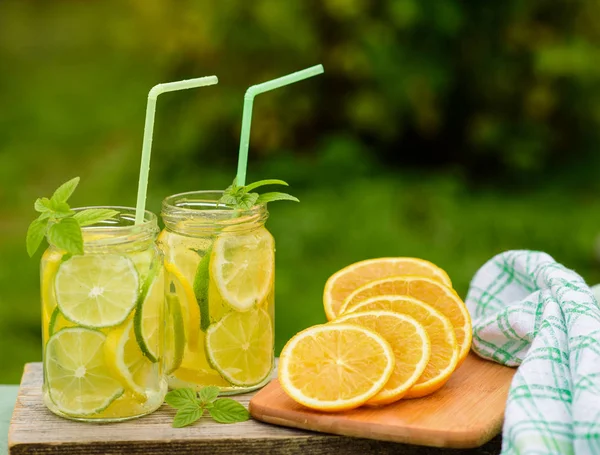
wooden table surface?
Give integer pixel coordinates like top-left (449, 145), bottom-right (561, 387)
top-left (4, 363), bottom-right (503, 455)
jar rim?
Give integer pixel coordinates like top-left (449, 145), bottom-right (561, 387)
top-left (161, 191), bottom-right (268, 233)
top-left (162, 190), bottom-right (266, 216)
top-left (75, 206), bottom-right (157, 229)
top-left (73, 206), bottom-right (159, 247)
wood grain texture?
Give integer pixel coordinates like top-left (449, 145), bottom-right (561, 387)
top-left (250, 352), bottom-right (516, 449)
top-left (8, 362), bottom-right (504, 455)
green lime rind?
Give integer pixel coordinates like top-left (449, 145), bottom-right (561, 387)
top-left (48, 306), bottom-right (74, 336)
top-left (48, 306), bottom-right (61, 337)
top-left (193, 245), bottom-right (213, 332)
top-left (45, 327), bottom-right (124, 416)
top-left (165, 293), bottom-right (185, 374)
top-left (55, 254), bottom-right (139, 329)
top-left (133, 261), bottom-right (162, 363)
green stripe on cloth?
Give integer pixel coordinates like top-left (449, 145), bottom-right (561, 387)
top-left (466, 251), bottom-right (600, 455)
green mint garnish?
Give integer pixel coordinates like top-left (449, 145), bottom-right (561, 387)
top-left (165, 387), bottom-right (250, 428)
top-left (218, 179), bottom-right (299, 210)
top-left (26, 177), bottom-right (119, 257)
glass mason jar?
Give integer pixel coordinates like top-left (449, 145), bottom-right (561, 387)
top-left (159, 191), bottom-right (275, 395)
top-left (41, 207), bottom-right (167, 421)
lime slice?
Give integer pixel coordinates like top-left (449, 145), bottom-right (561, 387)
top-left (55, 254), bottom-right (139, 328)
top-left (45, 328), bottom-right (124, 416)
top-left (211, 227), bottom-right (274, 311)
top-left (134, 265), bottom-right (164, 363)
top-left (48, 307), bottom-right (73, 336)
top-left (165, 293), bottom-right (185, 374)
top-left (165, 262), bottom-right (200, 350)
top-left (105, 319), bottom-right (160, 399)
top-left (205, 308), bottom-right (273, 386)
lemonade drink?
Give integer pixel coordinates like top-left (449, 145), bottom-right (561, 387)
top-left (159, 191), bottom-right (275, 394)
top-left (41, 207), bottom-right (167, 421)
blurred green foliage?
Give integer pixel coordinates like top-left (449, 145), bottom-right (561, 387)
top-left (1, 0), bottom-right (600, 383)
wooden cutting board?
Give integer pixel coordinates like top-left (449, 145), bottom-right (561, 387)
top-left (250, 352), bottom-right (516, 449)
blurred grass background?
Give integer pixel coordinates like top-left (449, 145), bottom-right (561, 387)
top-left (2, 0), bottom-right (600, 383)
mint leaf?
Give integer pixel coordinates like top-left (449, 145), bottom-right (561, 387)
top-left (34, 197), bottom-right (52, 213)
top-left (218, 178), bottom-right (297, 210)
top-left (50, 201), bottom-right (75, 218)
top-left (236, 192), bottom-right (259, 210)
top-left (165, 388), bottom-right (197, 409)
top-left (47, 218), bottom-right (83, 255)
top-left (208, 398), bottom-right (250, 423)
top-left (219, 193), bottom-right (239, 206)
top-left (73, 208), bottom-right (119, 227)
top-left (173, 402), bottom-right (205, 428)
top-left (243, 179), bottom-right (288, 193)
top-left (256, 192), bottom-right (299, 204)
top-left (26, 218), bottom-right (48, 257)
top-left (198, 386), bottom-right (220, 404)
top-left (50, 177), bottom-right (80, 204)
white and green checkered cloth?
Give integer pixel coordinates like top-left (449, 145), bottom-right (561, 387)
top-left (466, 250), bottom-right (600, 455)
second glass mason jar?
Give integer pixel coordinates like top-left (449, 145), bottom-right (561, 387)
top-left (159, 191), bottom-right (275, 394)
top-left (41, 207), bottom-right (167, 421)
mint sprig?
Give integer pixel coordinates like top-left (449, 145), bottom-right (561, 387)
top-left (219, 179), bottom-right (299, 210)
top-left (26, 177), bottom-right (119, 257)
top-left (165, 387), bottom-right (250, 428)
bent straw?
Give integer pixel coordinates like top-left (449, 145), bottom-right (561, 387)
top-left (135, 75), bottom-right (219, 224)
top-left (235, 64), bottom-right (324, 186)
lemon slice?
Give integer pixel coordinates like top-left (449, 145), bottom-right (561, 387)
top-left (93, 391), bottom-right (147, 420)
top-left (165, 262), bottom-right (200, 349)
top-left (164, 293), bottom-right (185, 374)
top-left (347, 296), bottom-right (460, 398)
top-left (45, 328), bottom-right (124, 416)
top-left (334, 310), bottom-right (431, 405)
top-left (55, 254), bottom-right (139, 328)
top-left (158, 230), bottom-right (208, 285)
top-left (41, 249), bottom-right (63, 340)
top-left (205, 308), bottom-right (273, 386)
top-left (105, 320), bottom-right (160, 399)
top-left (134, 266), bottom-right (164, 363)
top-left (342, 276), bottom-right (472, 365)
top-left (323, 257), bottom-right (452, 320)
top-left (278, 324), bottom-right (395, 411)
top-left (211, 228), bottom-right (274, 311)
top-left (169, 369), bottom-right (230, 390)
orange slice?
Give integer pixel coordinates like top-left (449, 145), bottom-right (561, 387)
top-left (342, 276), bottom-right (472, 365)
top-left (323, 258), bottom-right (452, 321)
top-left (278, 324), bottom-right (395, 412)
top-left (347, 296), bottom-right (459, 398)
top-left (334, 310), bottom-right (430, 405)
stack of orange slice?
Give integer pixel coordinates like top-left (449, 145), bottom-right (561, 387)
top-left (278, 258), bottom-right (472, 412)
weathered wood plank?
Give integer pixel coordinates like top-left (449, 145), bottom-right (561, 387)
top-left (8, 363), bottom-right (502, 454)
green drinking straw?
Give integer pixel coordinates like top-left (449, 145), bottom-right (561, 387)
top-left (235, 64), bottom-right (324, 186)
top-left (134, 76), bottom-right (219, 224)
